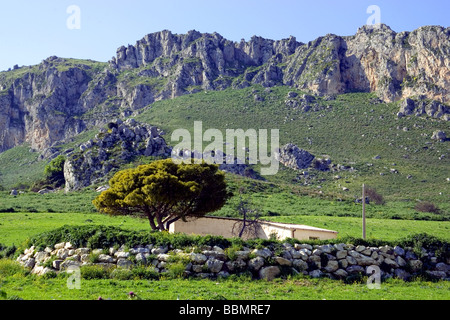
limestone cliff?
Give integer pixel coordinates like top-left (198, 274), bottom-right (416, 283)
top-left (63, 118), bottom-right (171, 191)
top-left (1, 25), bottom-right (449, 154)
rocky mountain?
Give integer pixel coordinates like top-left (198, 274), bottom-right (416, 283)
top-left (63, 118), bottom-right (171, 191)
top-left (1, 24), bottom-right (449, 154)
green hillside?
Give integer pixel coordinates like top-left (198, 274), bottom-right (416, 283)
top-left (135, 85), bottom-right (449, 205)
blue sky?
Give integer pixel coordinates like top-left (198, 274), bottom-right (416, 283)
top-left (0, 0), bottom-right (448, 71)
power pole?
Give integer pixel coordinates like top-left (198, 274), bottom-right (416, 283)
top-left (362, 183), bottom-right (366, 239)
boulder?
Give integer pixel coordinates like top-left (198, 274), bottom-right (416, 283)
top-left (23, 258), bottom-right (36, 269)
top-left (136, 253), bottom-right (147, 264)
top-left (393, 246), bottom-right (405, 256)
top-left (203, 250), bottom-right (227, 261)
top-left (116, 258), bottom-right (134, 269)
top-left (276, 144), bottom-right (315, 170)
top-left (52, 260), bottom-right (64, 270)
top-left (324, 260), bottom-right (339, 273)
top-left (275, 257), bottom-right (292, 266)
top-left (394, 269), bottom-right (411, 281)
top-left (309, 270), bottom-right (323, 278)
top-left (384, 258), bottom-right (399, 268)
top-left (54, 242), bottom-right (66, 250)
top-left (425, 271), bottom-right (446, 280)
top-left (115, 251), bottom-right (130, 259)
top-left (396, 256), bottom-right (407, 267)
top-left (259, 266), bottom-right (281, 281)
top-left (435, 262), bottom-right (449, 273)
top-left (248, 256), bottom-right (265, 271)
top-left (251, 248), bottom-right (272, 259)
top-left (399, 98), bottom-right (416, 115)
top-left (234, 251), bottom-right (250, 260)
top-left (336, 250), bottom-right (348, 260)
top-left (32, 266), bottom-right (54, 276)
top-left (60, 260), bottom-right (81, 271)
top-left (346, 265), bottom-right (365, 274)
top-left (98, 254), bottom-right (114, 263)
top-left (333, 269), bottom-right (348, 278)
top-left (408, 259), bottom-right (423, 272)
top-left (206, 258), bottom-right (224, 273)
top-left (293, 259), bottom-right (308, 271)
top-left (431, 130), bottom-right (446, 141)
top-left (34, 251), bottom-right (49, 263)
top-left (190, 253), bottom-right (207, 264)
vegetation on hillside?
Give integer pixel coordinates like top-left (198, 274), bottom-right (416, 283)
top-left (93, 159), bottom-right (231, 230)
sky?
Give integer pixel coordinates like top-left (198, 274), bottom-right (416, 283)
top-left (0, 0), bottom-right (449, 71)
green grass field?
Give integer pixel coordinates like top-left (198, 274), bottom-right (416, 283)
top-left (0, 88), bottom-right (448, 301)
top-left (0, 270), bottom-right (448, 300)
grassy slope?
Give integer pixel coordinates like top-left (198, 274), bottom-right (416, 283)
top-left (1, 211), bottom-right (449, 247)
top-left (0, 86), bottom-right (449, 248)
top-left (0, 274), bottom-right (448, 300)
top-left (135, 86), bottom-right (449, 205)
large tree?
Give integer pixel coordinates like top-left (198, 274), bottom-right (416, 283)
top-left (93, 159), bottom-right (231, 231)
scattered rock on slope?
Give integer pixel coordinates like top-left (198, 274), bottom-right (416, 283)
top-left (63, 119), bottom-right (171, 192)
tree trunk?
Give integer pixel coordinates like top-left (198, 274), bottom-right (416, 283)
top-left (144, 207), bottom-right (158, 231)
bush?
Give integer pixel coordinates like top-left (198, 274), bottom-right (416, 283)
top-left (110, 268), bottom-right (133, 280)
top-left (129, 266), bottom-right (159, 280)
top-left (80, 265), bottom-right (110, 280)
top-left (365, 188), bottom-right (385, 205)
top-left (166, 262), bottom-right (187, 279)
top-left (414, 202), bottom-right (440, 214)
top-left (11, 183), bottom-right (29, 191)
top-left (0, 244), bottom-right (17, 259)
top-left (0, 259), bottom-right (28, 277)
top-left (225, 244), bottom-right (243, 261)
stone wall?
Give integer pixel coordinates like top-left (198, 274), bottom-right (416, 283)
top-left (17, 241), bottom-right (449, 282)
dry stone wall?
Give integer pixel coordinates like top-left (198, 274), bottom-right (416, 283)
top-left (17, 241), bottom-right (450, 282)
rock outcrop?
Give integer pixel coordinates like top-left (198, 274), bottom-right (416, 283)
top-left (1, 25), bottom-right (449, 153)
top-left (276, 143), bottom-right (315, 170)
top-left (63, 119), bottom-right (171, 191)
top-left (397, 97), bottom-right (449, 120)
top-left (0, 57), bottom-right (93, 152)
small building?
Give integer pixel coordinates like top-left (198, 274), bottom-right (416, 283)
top-left (169, 216), bottom-right (338, 241)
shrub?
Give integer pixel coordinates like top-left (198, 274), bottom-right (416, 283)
top-left (80, 265), bottom-right (110, 280)
top-left (110, 268), bottom-right (133, 280)
top-left (88, 252), bottom-right (101, 263)
top-left (0, 244), bottom-right (17, 258)
top-left (42, 255), bottom-right (59, 269)
top-left (0, 259), bottom-right (28, 277)
top-left (129, 266), bottom-right (159, 280)
top-left (414, 202), bottom-right (440, 214)
top-left (365, 188), bottom-right (385, 205)
top-left (225, 244), bottom-right (243, 261)
top-left (11, 183), bottom-right (29, 191)
top-left (166, 262), bottom-right (187, 279)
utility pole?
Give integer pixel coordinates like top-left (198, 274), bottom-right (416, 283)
top-left (362, 183), bottom-right (366, 239)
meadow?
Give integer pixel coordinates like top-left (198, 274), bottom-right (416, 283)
top-left (0, 89), bottom-right (448, 301)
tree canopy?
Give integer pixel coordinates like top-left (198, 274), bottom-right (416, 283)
top-left (93, 159), bottom-right (231, 231)
top-left (44, 155), bottom-right (66, 188)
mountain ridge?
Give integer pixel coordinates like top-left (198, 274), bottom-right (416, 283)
top-left (0, 24), bottom-right (449, 153)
